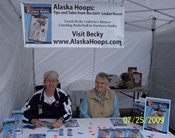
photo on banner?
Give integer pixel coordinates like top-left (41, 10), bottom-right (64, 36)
top-left (21, 2), bottom-right (124, 48)
top-left (143, 97), bottom-right (171, 134)
top-left (23, 4), bottom-right (52, 45)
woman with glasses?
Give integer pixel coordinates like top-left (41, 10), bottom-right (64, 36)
top-left (22, 70), bottom-right (72, 128)
top-left (80, 72), bottom-right (120, 118)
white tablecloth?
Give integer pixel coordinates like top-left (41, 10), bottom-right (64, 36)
top-left (1, 118), bottom-right (175, 138)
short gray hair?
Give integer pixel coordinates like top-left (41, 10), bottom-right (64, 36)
top-left (43, 70), bottom-right (59, 83)
top-left (95, 72), bottom-right (109, 84)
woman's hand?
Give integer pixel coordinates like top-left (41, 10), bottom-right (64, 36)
top-left (31, 119), bottom-right (43, 127)
top-left (53, 119), bottom-right (63, 128)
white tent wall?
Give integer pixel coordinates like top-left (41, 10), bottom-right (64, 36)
top-left (34, 30), bottom-right (152, 109)
top-left (1, 0), bottom-right (175, 133)
top-left (0, 0), bottom-right (34, 131)
top-left (149, 24), bottom-right (175, 131)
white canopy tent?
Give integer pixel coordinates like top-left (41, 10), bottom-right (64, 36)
top-left (0, 0), bottom-right (175, 132)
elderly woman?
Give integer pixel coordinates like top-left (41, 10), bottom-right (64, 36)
top-left (22, 71), bottom-right (72, 128)
top-left (80, 72), bottom-right (120, 118)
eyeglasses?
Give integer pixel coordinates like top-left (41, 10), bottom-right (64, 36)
top-left (95, 81), bottom-right (106, 85)
top-left (46, 79), bottom-right (58, 83)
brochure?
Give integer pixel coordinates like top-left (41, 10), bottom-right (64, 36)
top-left (110, 118), bottom-right (127, 126)
top-left (42, 121), bottom-right (54, 129)
top-left (97, 128), bottom-right (144, 138)
top-left (113, 129), bottom-right (126, 138)
top-left (29, 134), bottom-right (46, 138)
top-left (143, 97), bottom-right (171, 134)
top-left (65, 119), bottom-right (79, 127)
top-left (128, 129), bottom-right (144, 138)
top-left (98, 128), bottom-right (113, 138)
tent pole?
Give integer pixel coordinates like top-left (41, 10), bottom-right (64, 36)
top-left (156, 18), bottom-right (175, 22)
top-left (148, 17), bottom-right (156, 89)
top-left (9, 0), bottom-right (21, 18)
top-left (125, 22), bottom-right (150, 30)
top-left (126, 8), bottom-right (175, 13)
top-left (32, 48), bottom-right (36, 92)
top-left (156, 18), bottom-right (175, 30)
top-left (127, 19), bottom-right (151, 24)
top-left (154, 9), bottom-right (175, 19)
top-left (127, 0), bottom-right (175, 19)
top-left (92, 48), bottom-right (96, 80)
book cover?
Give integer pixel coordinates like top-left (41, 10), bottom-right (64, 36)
top-left (113, 129), bottom-right (126, 138)
top-left (132, 102), bottom-right (145, 122)
top-left (128, 129), bottom-right (144, 138)
top-left (143, 97), bottom-right (171, 134)
top-left (28, 14), bottom-right (49, 42)
top-left (97, 128), bottom-right (144, 138)
top-left (29, 134), bottom-right (46, 138)
top-left (3, 118), bottom-right (16, 138)
top-left (24, 4), bottom-right (52, 45)
top-left (12, 110), bottom-right (23, 134)
top-left (98, 128), bottom-right (113, 138)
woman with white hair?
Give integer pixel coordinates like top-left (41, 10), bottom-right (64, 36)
top-left (22, 70), bottom-right (72, 128)
top-left (80, 72), bottom-right (120, 118)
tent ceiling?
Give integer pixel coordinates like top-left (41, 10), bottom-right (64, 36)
top-left (124, 0), bottom-right (175, 31)
top-left (11, 0), bottom-right (175, 31)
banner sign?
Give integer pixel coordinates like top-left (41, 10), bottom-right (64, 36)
top-left (21, 2), bottom-right (124, 48)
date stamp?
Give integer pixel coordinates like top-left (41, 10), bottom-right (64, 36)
top-left (123, 116), bottom-right (164, 124)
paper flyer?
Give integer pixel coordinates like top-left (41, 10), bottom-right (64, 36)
top-left (143, 97), bottom-right (171, 134)
top-left (110, 118), bottom-right (127, 126)
top-left (98, 128), bottom-right (113, 138)
top-left (97, 128), bottom-right (144, 138)
top-left (42, 121), bottom-right (54, 129)
top-left (65, 119), bottom-right (79, 127)
top-left (29, 134), bottom-right (46, 138)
